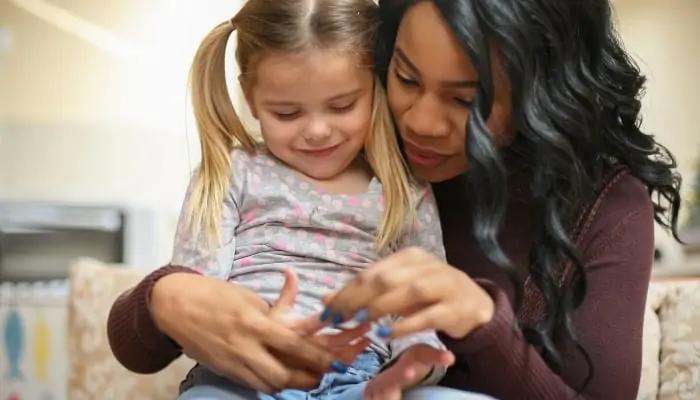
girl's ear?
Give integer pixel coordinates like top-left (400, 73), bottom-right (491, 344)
top-left (239, 74), bottom-right (258, 119)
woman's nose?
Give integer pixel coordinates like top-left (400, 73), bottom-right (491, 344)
top-left (404, 95), bottom-right (451, 138)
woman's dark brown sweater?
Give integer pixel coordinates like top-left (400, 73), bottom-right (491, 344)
top-left (107, 166), bottom-right (654, 399)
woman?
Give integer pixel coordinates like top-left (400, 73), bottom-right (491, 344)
top-left (107, 0), bottom-right (681, 399)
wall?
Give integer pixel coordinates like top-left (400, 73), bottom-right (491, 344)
top-left (0, 0), bottom-right (252, 263)
top-left (614, 0), bottom-right (700, 266)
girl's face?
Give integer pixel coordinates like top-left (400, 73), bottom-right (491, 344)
top-left (245, 50), bottom-right (374, 181)
top-left (387, 2), bottom-right (512, 182)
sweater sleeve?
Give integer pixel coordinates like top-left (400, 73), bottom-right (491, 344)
top-left (441, 187), bottom-right (654, 399)
top-left (106, 265), bottom-right (199, 373)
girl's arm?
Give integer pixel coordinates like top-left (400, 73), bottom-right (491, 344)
top-left (443, 175), bottom-right (653, 399)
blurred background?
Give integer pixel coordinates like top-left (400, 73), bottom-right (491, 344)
top-left (0, 0), bottom-right (699, 398)
top-left (0, 0), bottom-right (256, 270)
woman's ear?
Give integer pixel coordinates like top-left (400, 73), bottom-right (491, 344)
top-left (239, 74), bottom-right (258, 119)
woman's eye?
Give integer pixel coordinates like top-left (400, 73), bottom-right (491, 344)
top-left (395, 70), bottom-right (418, 87)
top-left (453, 98), bottom-right (473, 108)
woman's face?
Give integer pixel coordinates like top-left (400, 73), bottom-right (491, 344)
top-left (387, 1), bottom-right (512, 182)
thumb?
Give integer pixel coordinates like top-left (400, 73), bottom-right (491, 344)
top-left (271, 268), bottom-right (299, 314)
top-left (401, 345), bottom-right (455, 367)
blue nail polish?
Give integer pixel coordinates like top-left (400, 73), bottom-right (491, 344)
top-left (354, 309), bottom-right (369, 323)
top-left (376, 325), bottom-right (392, 337)
top-left (320, 308), bottom-right (332, 322)
top-left (331, 360), bottom-right (348, 373)
top-left (332, 312), bottom-right (345, 326)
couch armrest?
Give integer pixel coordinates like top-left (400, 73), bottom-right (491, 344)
top-left (67, 257), bottom-right (194, 400)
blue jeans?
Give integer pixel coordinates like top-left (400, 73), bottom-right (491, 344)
top-left (178, 350), bottom-right (494, 400)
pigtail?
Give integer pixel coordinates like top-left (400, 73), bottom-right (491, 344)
top-left (365, 77), bottom-right (416, 251)
top-left (187, 20), bottom-right (257, 246)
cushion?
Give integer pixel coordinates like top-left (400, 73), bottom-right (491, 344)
top-left (638, 284), bottom-right (665, 400)
top-left (656, 281), bottom-right (700, 399)
top-left (67, 258), bottom-right (194, 400)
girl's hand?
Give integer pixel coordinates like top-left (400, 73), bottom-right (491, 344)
top-left (150, 273), bottom-right (340, 394)
top-left (364, 345), bottom-right (454, 400)
top-left (322, 247), bottom-right (495, 340)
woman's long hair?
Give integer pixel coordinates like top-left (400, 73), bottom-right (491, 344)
top-left (376, 0), bottom-right (682, 388)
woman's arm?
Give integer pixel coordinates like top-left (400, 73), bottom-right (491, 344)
top-left (445, 178), bottom-right (654, 399)
top-left (107, 266), bottom-right (199, 373)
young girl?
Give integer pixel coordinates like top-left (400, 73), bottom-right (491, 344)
top-left (173, 0), bottom-right (458, 399)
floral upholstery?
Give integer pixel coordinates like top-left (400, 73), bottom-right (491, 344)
top-left (638, 285), bottom-right (665, 400)
top-left (66, 258), bottom-right (700, 400)
top-left (656, 281), bottom-right (700, 399)
top-left (67, 258), bottom-right (194, 400)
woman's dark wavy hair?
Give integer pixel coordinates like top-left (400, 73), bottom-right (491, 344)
top-left (375, 0), bottom-right (682, 389)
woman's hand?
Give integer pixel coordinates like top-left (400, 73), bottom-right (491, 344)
top-left (322, 247), bottom-right (495, 340)
top-left (149, 272), bottom-right (342, 394)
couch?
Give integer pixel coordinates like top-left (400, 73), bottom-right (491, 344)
top-left (66, 258), bottom-right (700, 399)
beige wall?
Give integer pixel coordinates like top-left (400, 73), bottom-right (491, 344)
top-left (0, 0), bottom-right (250, 263)
top-left (614, 0), bottom-right (700, 264)
top-left (0, 0), bottom-right (250, 126)
top-left (616, 0), bottom-right (699, 187)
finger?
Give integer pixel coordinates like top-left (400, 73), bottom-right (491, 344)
top-left (364, 381), bottom-right (378, 400)
top-left (323, 252), bottom-right (435, 322)
top-left (363, 269), bottom-right (463, 322)
top-left (231, 341), bottom-right (293, 393)
top-left (314, 324), bottom-right (371, 347)
top-left (329, 337), bottom-right (370, 365)
top-left (187, 343), bottom-right (284, 394)
top-left (206, 361), bottom-right (275, 393)
top-left (387, 387), bottom-right (403, 400)
top-left (401, 345), bottom-right (455, 367)
top-left (271, 268), bottom-right (300, 313)
top-left (363, 289), bottom-right (435, 323)
top-left (257, 317), bottom-right (338, 374)
top-left (186, 346), bottom-right (279, 394)
top-left (376, 386), bottom-right (405, 400)
top-left (285, 368), bottom-right (324, 390)
top-left (367, 363), bottom-right (414, 400)
top-left (288, 312), bottom-right (328, 336)
top-left (365, 371), bottom-right (395, 399)
top-left (385, 303), bottom-right (460, 339)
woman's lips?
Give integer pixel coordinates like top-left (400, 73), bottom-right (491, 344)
top-left (403, 143), bottom-right (449, 168)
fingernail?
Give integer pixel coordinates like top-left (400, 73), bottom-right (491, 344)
top-left (376, 325), bottom-right (392, 337)
top-left (332, 312), bottom-right (345, 326)
top-left (331, 360), bottom-right (348, 373)
top-left (320, 308), bottom-right (332, 322)
top-left (353, 309), bottom-right (369, 323)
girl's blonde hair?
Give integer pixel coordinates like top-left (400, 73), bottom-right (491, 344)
top-left (187, 0), bottom-right (415, 251)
